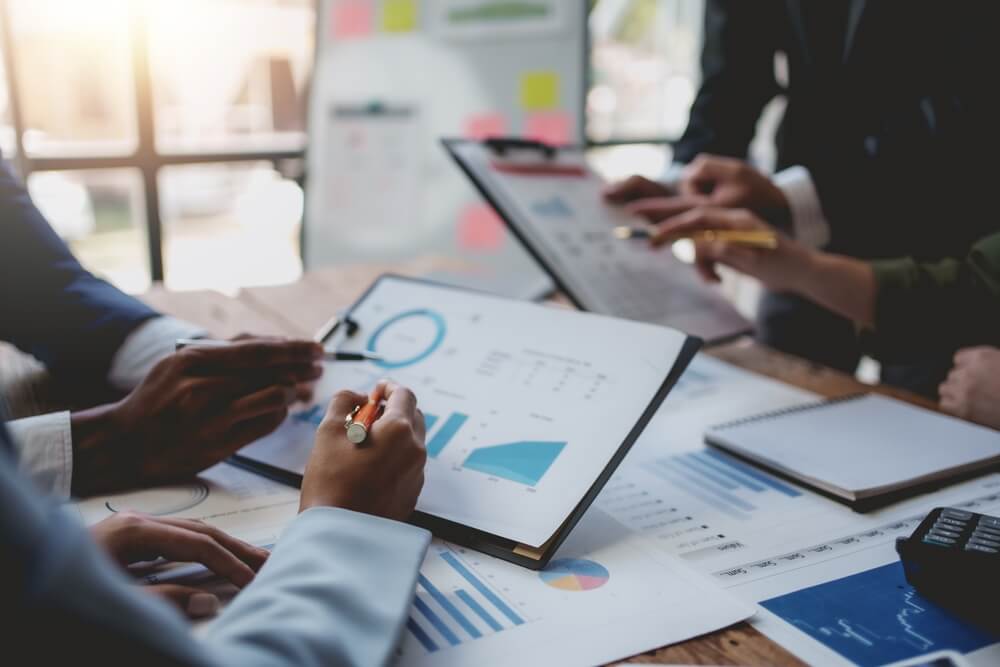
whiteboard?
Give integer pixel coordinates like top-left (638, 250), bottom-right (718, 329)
top-left (304, 0), bottom-right (586, 298)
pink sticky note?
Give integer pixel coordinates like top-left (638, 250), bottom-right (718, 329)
top-left (464, 113), bottom-right (508, 140)
top-left (525, 111), bottom-right (573, 145)
top-left (331, 0), bottom-right (373, 40)
top-left (458, 203), bottom-right (505, 251)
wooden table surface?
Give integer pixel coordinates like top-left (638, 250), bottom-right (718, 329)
top-left (0, 265), bottom-right (939, 665)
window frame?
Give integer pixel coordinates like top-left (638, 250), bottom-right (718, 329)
top-left (0, 0), bottom-right (308, 283)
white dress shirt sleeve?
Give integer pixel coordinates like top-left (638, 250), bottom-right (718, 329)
top-left (772, 165), bottom-right (831, 248)
top-left (6, 411), bottom-right (73, 498)
top-left (107, 316), bottom-right (208, 392)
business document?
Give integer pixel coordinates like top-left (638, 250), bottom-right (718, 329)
top-left (239, 276), bottom-right (692, 548)
top-left (596, 355), bottom-right (1000, 667)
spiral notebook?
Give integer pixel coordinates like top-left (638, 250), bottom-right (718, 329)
top-left (705, 394), bottom-right (1000, 511)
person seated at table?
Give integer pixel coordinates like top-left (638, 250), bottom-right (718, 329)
top-left (3, 381), bottom-right (432, 665)
top-left (647, 207), bottom-right (1000, 430)
top-left (1, 155), bottom-right (321, 499)
top-left (603, 0), bottom-right (999, 398)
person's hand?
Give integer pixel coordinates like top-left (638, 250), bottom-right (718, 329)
top-left (649, 207), bottom-right (815, 288)
top-left (230, 333), bottom-right (318, 403)
top-left (609, 155), bottom-right (790, 225)
top-left (91, 512), bottom-right (269, 619)
top-left (71, 339), bottom-right (325, 496)
top-left (300, 381), bottom-right (427, 522)
top-left (939, 347), bottom-right (1000, 430)
top-left (602, 175), bottom-right (677, 205)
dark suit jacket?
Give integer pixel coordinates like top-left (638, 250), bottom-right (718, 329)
top-left (0, 157), bottom-right (158, 380)
top-left (673, 0), bottom-right (1000, 260)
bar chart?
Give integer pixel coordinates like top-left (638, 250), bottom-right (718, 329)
top-left (406, 548), bottom-right (527, 653)
top-left (643, 449), bottom-right (802, 521)
top-left (462, 440), bottom-right (566, 486)
top-left (424, 412), bottom-right (469, 458)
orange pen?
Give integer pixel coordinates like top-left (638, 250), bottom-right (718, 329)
top-left (344, 384), bottom-right (386, 444)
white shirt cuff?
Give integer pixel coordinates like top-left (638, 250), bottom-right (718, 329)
top-left (107, 317), bottom-right (208, 392)
top-left (773, 166), bottom-right (831, 248)
top-left (6, 411), bottom-right (73, 499)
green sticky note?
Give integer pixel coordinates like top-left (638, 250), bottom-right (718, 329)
top-left (520, 71), bottom-right (559, 111)
top-left (383, 0), bottom-right (417, 32)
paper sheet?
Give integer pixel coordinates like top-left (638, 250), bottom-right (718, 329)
top-left (446, 141), bottom-right (750, 342)
top-left (396, 506), bottom-right (752, 666)
top-left (239, 276), bottom-right (691, 547)
top-left (73, 462), bottom-right (300, 546)
top-left (594, 355), bottom-right (1000, 667)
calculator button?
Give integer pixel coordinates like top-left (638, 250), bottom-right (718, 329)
top-left (929, 528), bottom-right (962, 539)
top-left (935, 517), bottom-right (967, 528)
top-left (943, 509), bottom-right (974, 520)
top-left (969, 536), bottom-right (1000, 548)
top-left (965, 543), bottom-right (999, 554)
top-left (973, 525), bottom-right (1000, 538)
top-left (923, 535), bottom-right (957, 546)
top-left (977, 516), bottom-right (1000, 529)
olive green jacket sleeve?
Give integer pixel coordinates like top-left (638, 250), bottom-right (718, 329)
top-left (864, 232), bottom-right (1000, 362)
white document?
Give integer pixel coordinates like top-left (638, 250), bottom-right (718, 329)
top-left (239, 276), bottom-right (692, 547)
top-left (73, 462), bottom-right (300, 547)
top-left (74, 465), bottom-right (754, 666)
top-left (706, 394), bottom-right (1000, 500)
top-left (446, 141), bottom-right (751, 342)
top-left (396, 506), bottom-right (753, 667)
top-left (593, 356), bottom-right (1000, 667)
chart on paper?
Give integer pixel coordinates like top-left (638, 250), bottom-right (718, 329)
top-left (590, 355), bottom-right (1000, 666)
top-left (395, 507), bottom-right (753, 667)
top-left (238, 277), bottom-right (690, 547)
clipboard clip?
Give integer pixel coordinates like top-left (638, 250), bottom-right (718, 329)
top-left (315, 313), bottom-right (361, 345)
top-left (484, 137), bottom-right (557, 160)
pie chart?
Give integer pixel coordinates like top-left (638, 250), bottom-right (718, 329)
top-left (539, 558), bottom-right (610, 591)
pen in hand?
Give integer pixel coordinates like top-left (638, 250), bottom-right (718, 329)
top-left (175, 338), bottom-right (383, 363)
top-left (345, 384), bottom-right (387, 444)
top-left (613, 225), bottom-right (778, 249)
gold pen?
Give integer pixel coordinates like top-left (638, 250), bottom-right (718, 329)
top-left (613, 226), bottom-right (778, 249)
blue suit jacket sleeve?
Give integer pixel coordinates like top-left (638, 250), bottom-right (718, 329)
top-left (0, 158), bottom-right (158, 379)
top-left (1, 424), bottom-right (430, 667)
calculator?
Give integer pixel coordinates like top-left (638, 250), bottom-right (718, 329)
top-left (895, 507), bottom-right (1000, 632)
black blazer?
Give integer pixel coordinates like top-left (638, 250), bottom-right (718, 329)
top-left (673, 0), bottom-right (1000, 260)
top-left (0, 156), bottom-right (158, 381)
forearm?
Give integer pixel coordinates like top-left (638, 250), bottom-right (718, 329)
top-left (69, 403), bottom-right (128, 497)
top-left (794, 251), bottom-right (878, 327)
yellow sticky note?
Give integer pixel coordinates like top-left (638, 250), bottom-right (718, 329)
top-left (383, 0), bottom-right (417, 32)
top-left (520, 71), bottom-right (559, 111)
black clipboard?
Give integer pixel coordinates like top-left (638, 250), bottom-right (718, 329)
top-left (231, 274), bottom-right (701, 569)
top-left (442, 137), bottom-right (752, 345)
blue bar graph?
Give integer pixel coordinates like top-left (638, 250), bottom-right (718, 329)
top-left (456, 589), bottom-right (502, 632)
top-left (413, 596), bottom-right (461, 646)
top-left (407, 617), bottom-right (439, 653)
top-left (702, 449), bottom-right (803, 497)
top-left (688, 451), bottom-right (767, 492)
top-left (674, 455), bottom-right (740, 490)
top-left (656, 461), bottom-right (757, 512)
top-left (461, 441), bottom-right (566, 486)
top-left (291, 404), bottom-right (323, 427)
top-left (440, 551), bottom-right (525, 625)
top-left (418, 574), bottom-right (482, 639)
top-left (423, 413), bottom-right (439, 433)
top-left (426, 413), bottom-right (468, 458)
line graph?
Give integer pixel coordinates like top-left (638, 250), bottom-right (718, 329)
top-left (761, 562), bottom-right (994, 666)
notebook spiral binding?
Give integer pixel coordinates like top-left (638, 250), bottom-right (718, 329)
top-left (710, 392), bottom-right (870, 432)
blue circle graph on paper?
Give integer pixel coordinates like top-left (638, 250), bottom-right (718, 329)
top-left (366, 308), bottom-right (447, 369)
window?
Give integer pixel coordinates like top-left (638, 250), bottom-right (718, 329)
top-left (0, 0), bottom-right (314, 292)
top-left (148, 0), bottom-right (314, 155)
top-left (588, 0), bottom-right (705, 144)
top-left (160, 162), bottom-right (303, 293)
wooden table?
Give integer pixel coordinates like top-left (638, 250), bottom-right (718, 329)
top-left (0, 265), bottom-right (938, 665)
